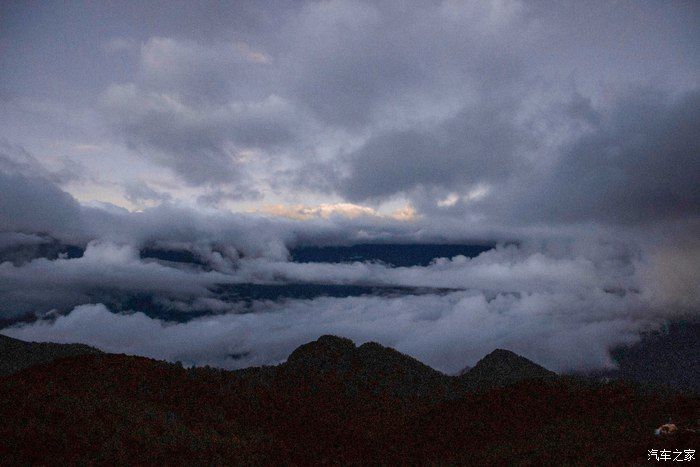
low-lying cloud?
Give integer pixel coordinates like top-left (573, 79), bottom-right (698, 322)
top-left (1, 225), bottom-right (695, 373)
top-left (1, 288), bottom-right (654, 374)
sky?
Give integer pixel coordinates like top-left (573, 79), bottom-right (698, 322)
top-left (0, 0), bottom-right (698, 373)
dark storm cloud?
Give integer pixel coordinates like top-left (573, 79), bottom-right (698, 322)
top-left (338, 98), bottom-right (526, 201)
top-left (96, 1), bottom-right (536, 187)
top-left (82, 0), bottom-right (700, 223)
top-left (0, 172), bottom-right (84, 239)
top-left (520, 89), bottom-right (700, 225)
top-left (280, 1), bottom-right (529, 127)
top-left (100, 83), bottom-right (297, 186)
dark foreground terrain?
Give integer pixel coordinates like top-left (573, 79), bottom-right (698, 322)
top-left (0, 335), bottom-right (697, 465)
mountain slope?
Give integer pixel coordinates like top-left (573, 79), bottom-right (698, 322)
top-left (459, 348), bottom-right (556, 391)
top-left (0, 334), bottom-right (101, 376)
top-left (281, 335), bottom-right (454, 398)
top-left (0, 346), bottom-right (696, 465)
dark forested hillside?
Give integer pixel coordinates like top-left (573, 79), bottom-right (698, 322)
top-left (0, 335), bottom-right (697, 465)
top-left (0, 334), bottom-right (100, 376)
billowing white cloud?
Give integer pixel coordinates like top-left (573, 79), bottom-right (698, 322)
top-left (0, 287), bottom-right (653, 374)
top-left (1, 224), bottom-right (694, 373)
top-left (0, 240), bottom-right (230, 317)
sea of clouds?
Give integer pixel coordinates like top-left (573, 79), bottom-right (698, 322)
top-left (1, 179), bottom-right (697, 373)
top-left (1, 0), bottom-right (698, 374)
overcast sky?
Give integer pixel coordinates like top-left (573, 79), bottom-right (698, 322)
top-left (1, 0), bottom-right (697, 219)
top-left (0, 1), bottom-right (698, 371)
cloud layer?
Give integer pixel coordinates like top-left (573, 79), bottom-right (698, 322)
top-left (0, 1), bottom-right (698, 374)
top-left (0, 288), bottom-right (651, 374)
top-left (0, 189), bottom-right (695, 373)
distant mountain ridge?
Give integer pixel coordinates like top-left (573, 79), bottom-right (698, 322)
top-left (2, 331), bottom-right (697, 395)
top-left (237, 335), bottom-right (556, 400)
top-left (0, 333), bottom-right (554, 394)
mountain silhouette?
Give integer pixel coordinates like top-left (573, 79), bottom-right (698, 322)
top-left (1, 334), bottom-right (697, 465)
top-left (0, 334), bottom-right (101, 376)
top-left (459, 348), bottom-right (556, 391)
top-left (282, 335), bottom-right (453, 398)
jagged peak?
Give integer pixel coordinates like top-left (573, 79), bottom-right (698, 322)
top-left (460, 347), bottom-right (556, 389)
top-left (286, 335), bottom-right (356, 365)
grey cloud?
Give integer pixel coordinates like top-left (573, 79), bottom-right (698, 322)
top-left (0, 232), bottom-right (49, 251)
top-left (0, 169), bottom-right (416, 260)
top-left (196, 186), bottom-right (263, 207)
top-left (281, 1), bottom-right (529, 127)
top-left (100, 83), bottom-right (298, 186)
top-left (89, 0), bottom-right (700, 210)
top-left (231, 244), bottom-right (623, 296)
top-left (0, 171), bottom-right (696, 372)
top-left (0, 287), bottom-right (658, 374)
top-left (0, 140), bottom-right (44, 176)
top-left (338, 98), bottom-right (525, 201)
top-left (96, 1), bottom-right (536, 189)
top-left (123, 181), bottom-right (172, 205)
top-left (0, 171), bottom-right (84, 239)
top-left (0, 240), bottom-right (229, 318)
top-left (0, 140), bottom-right (84, 185)
top-left (103, 37), bottom-right (136, 54)
top-left (138, 37), bottom-right (274, 104)
top-left (514, 89), bottom-right (700, 225)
